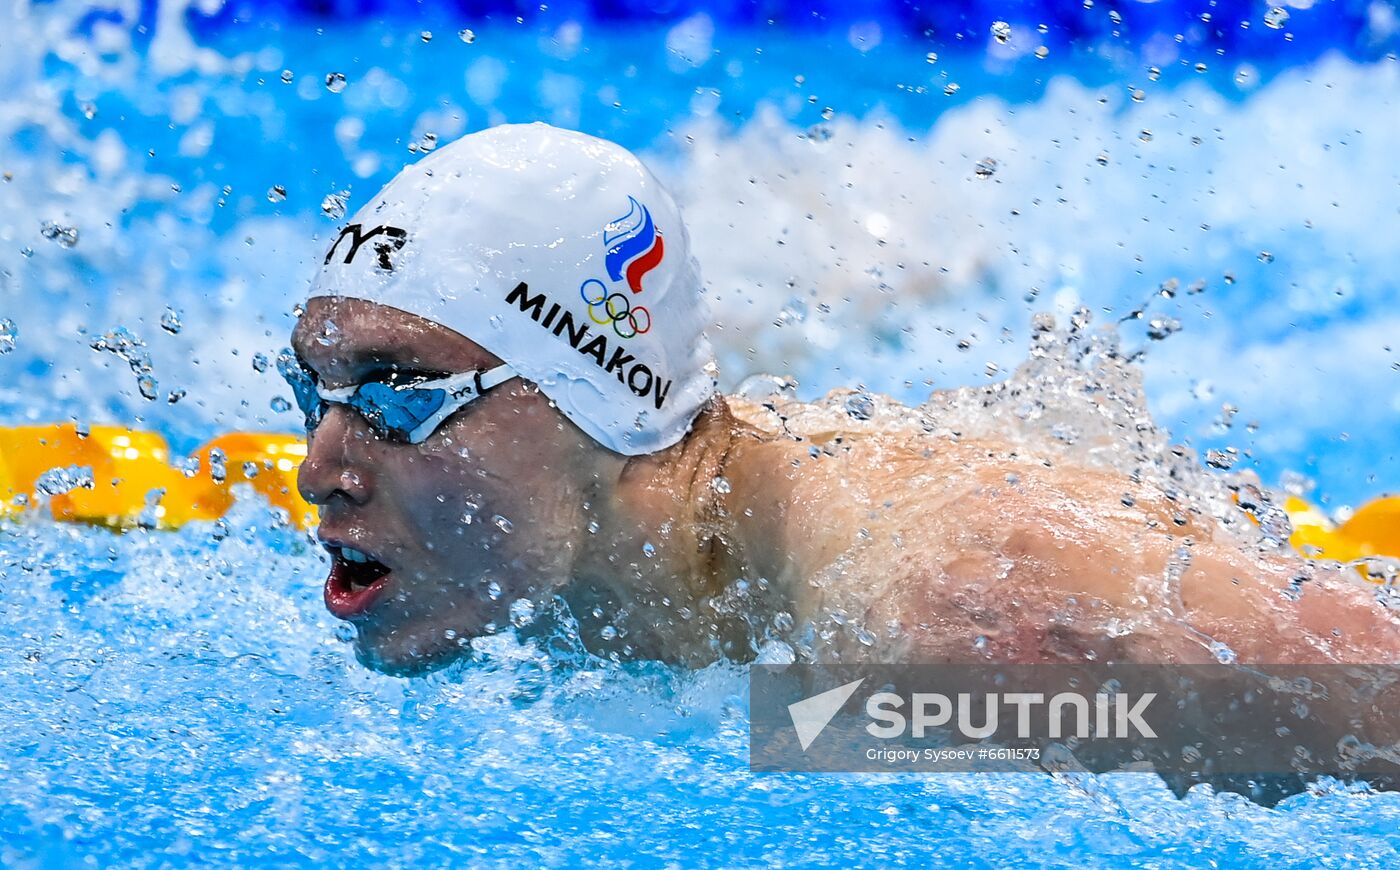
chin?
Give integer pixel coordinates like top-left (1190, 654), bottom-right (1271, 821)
top-left (351, 624), bottom-right (473, 677)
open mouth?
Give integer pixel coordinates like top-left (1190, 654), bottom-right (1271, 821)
top-left (323, 543), bottom-right (393, 620)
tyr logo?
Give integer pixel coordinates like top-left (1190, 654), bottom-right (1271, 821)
top-left (324, 223), bottom-right (409, 271)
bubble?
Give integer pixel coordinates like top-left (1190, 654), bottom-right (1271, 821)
top-left (845, 392), bottom-right (875, 420)
top-left (1108, 9), bottom-right (1122, 25)
top-left (420, 30), bottom-right (433, 43)
top-left (990, 21), bottom-right (1012, 44)
top-left (1131, 88), bottom-right (1145, 103)
top-left (925, 52), bottom-right (938, 64)
top-left (1258, 250), bottom-right (1275, 264)
top-left (712, 476), bottom-right (732, 495)
top-left (458, 29), bottom-right (476, 44)
top-left (1264, 7), bottom-right (1290, 29)
top-left (492, 514), bottom-right (514, 534)
top-left (251, 352), bottom-right (269, 373)
top-left (1138, 130), bottom-right (1153, 142)
top-left (600, 625), bottom-right (619, 641)
top-left (974, 157), bottom-right (999, 179)
top-left (586, 520), bottom-right (600, 535)
top-left (39, 221), bottom-right (79, 248)
top-left (320, 190), bottom-right (349, 220)
top-left (325, 72), bottom-right (348, 93)
top-left (280, 69), bottom-right (294, 84)
top-left (486, 580), bottom-right (502, 600)
top-left (0, 319), bottom-right (16, 354)
top-left (1034, 46), bottom-right (1049, 59)
top-left (642, 542), bottom-right (656, 558)
top-left (81, 102), bottom-right (97, 119)
top-left (166, 389), bottom-right (186, 405)
top-left (270, 396), bottom-right (291, 413)
top-left (159, 307), bottom-right (182, 334)
top-left (943, 82), bottom-right (960, 96)
top-left (1194, 62), bottom-right (1208, 73)
top-left (267, 186), bottom-right (287, 203)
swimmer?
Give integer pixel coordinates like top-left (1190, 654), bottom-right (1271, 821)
top-left (290, 123), bottom-right (1400, 676)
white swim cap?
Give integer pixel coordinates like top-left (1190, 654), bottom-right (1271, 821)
top-left (308, 122), bottom-right (716, 456)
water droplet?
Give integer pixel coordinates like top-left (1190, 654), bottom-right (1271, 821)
top-left (492, 514), bottom-right (514, 534)
top-left (586, 520), bottom-right (600, 535)
top-left (1209, 640), bottom-right (1237, 664)
top-left (251, 352), bottom-right (269, 373)
top-left (40, 221), bottom-right (79, 248)
top-left (925, 51), bottom-right (938, 64)
top-left (321, 189), bottom-right (349, 220)
top-left (209, 448), bottom-right (227, 484)
top-left (137, 374), bottom-right (159, 401)
top-left (510, 598), bottom-right (536, 627)
top-left (420, 30), bottom-right (433, 43)
top-left (325, 72), bottom-right (348, 93)
top-left (990, 20), bottom-right (1012, 44)
top-left (81, 102), bottom-right (97, 119)
top-left (1034, 45), bottom-right (1049, 59)
top-left (642, 541), bottom-right (656, 558)
top-left (1264, 7), bottom-right (1290, 29)
top-left (488, 314), bottom-right (504, 330)
top-left (974, 157), bottom-right (999, 179)
top-left (280, 69), bottom-right (294, 84)
top-left (1108, 9), bottom-right (1122, 25)
top-left (1138, 129), bottom-right (1153, 142)
top-left (712, 476), bottom-right (732, 495)
top-left (1205, 448), bottom-right (1237, 470)
top-left (35, 465), bottom-right (94, 496)
top-left (1258, 250), bottom-right (1275, 264)
top-left (1096, 152), bottom-right (1109, 166)
top-left (267, 185), bottom-right (287, 203)
top-left (1194, 62), bottom-right (1208, 73)
top-left (180, 456), bottom-right (200, 478)
top-left (486, 580), bottom-right (501, 600)
top-left (458, 28), bottom-right (476, 43)
top-left (408, 132), bottom-right (439, 154)
top-left (844, 392), bottom-right (875, 420)
top-left (270, 396), bottom-right (291, 413)
top-left (242, 461), bottom-right (260, 479)
top-left (943, 82), bottom-right (961, 97)
top-left (0, 319), bottom-right (16, 354)
top-left (1131, 88), bottom-right (1146, 103)
top-left (1146, 316), bottom-right (1181, 340)
top-left (166, 389), bottom-right (186, 405)
top-left (159, 307), bottom-right (182, 334)
top-left (600, 625), bottom-right (618, 641)
top-left (1147, 66), bottom-right (1161, 82)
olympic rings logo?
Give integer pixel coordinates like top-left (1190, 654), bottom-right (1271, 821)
top-left (580, 278), bottom-right (651, 339)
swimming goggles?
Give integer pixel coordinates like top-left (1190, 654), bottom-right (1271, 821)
top-left (279, 354), bottom-right (516, 444)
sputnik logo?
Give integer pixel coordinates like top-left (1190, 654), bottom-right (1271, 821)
top-left (788, 677), bottom-right (866, 751)
top-left (603, 196), bottom-right (665, 294)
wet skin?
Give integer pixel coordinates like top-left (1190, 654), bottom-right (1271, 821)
top-left (294, 297), bottom-right (1400, 674)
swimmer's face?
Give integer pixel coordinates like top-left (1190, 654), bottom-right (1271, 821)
top-left (292, 297), bottom-right (608, 675)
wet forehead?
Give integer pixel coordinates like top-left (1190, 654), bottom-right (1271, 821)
top-left (292, 297), bottom-right (500, 381)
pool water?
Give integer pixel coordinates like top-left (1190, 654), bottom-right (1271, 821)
top-left (4, 1), bottom-right (1400, 864)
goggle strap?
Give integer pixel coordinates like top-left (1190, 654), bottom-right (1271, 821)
top-left (404, 363), bottom-right (517, 444)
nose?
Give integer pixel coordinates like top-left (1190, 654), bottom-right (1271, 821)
top-left (297, 406), bottom-right (373, 507)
